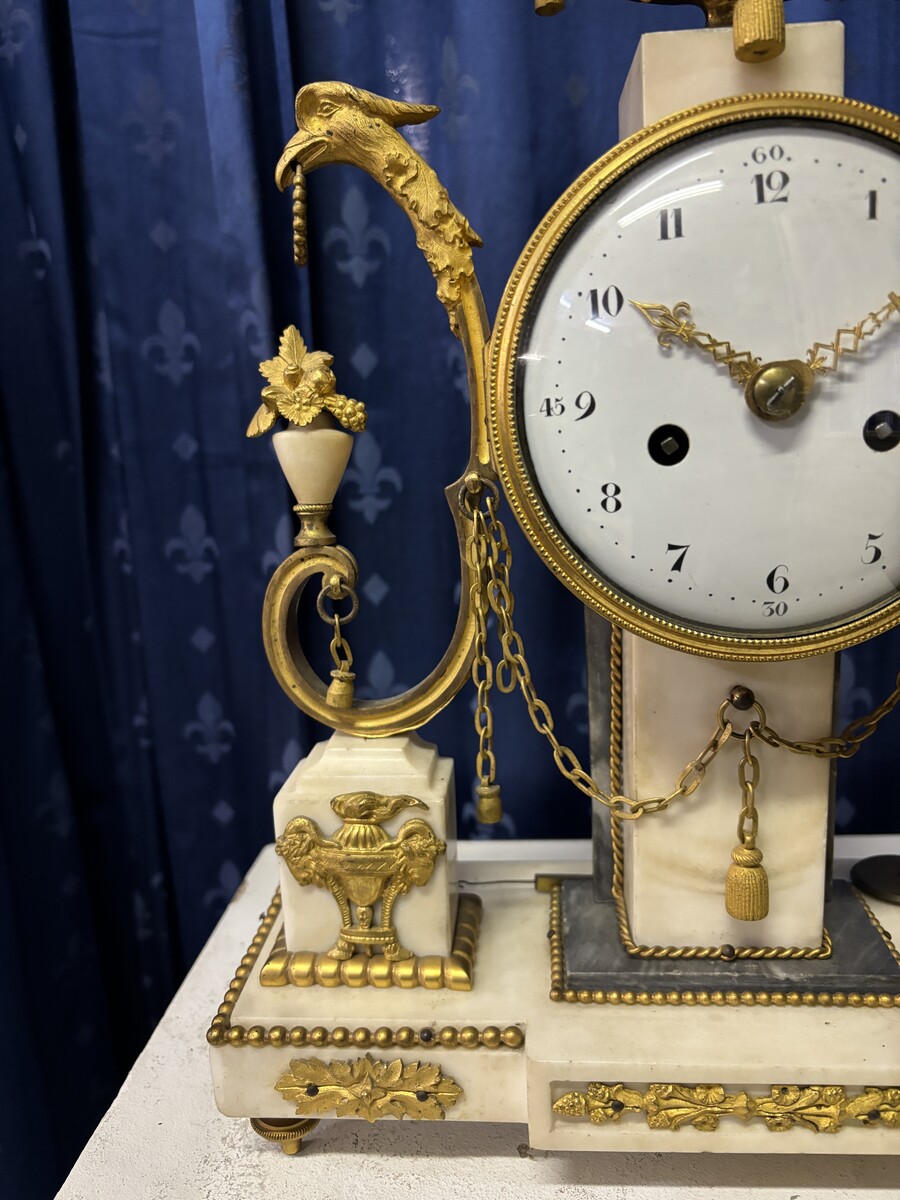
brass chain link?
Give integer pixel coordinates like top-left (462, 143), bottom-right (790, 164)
top-left (467, 499), bottom-right (496, 789)
top-left (750, 674), bottom-right (900, 758)
top-left (461, 474), bottom-right (900, 821)
top-left (328, 613), bottom-right (354, 676)
top-left (736, 729), bottom-right (761, 848)
top-left (316, 573), bottom-right (358, 678)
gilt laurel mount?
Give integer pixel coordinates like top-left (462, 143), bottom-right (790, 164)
top-left (247, 324), bottom-right (367, 438)
top-left (553, 1082), bottom-right (900, 1133)
top-left (276, 791), bottom-right (446, 962)
top-left (275, 1054), bottom-right (463, 1122)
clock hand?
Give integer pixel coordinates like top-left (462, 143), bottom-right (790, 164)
top-left (744, 291), bottom-right (900, 422)
top-left (630, 299), bottom-right (760, 387)
top-left (804, 291), bottom-right (900, 377)
top-left (632, 299), bottom-right (813, 422)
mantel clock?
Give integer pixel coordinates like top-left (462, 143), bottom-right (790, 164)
top-left (207, 0), bottom-right (900, 1160)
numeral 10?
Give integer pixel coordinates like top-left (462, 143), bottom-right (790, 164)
top-left (589, 286), bottom-right (624, 320)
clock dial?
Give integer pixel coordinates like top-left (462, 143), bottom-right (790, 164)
top-left (491, 95), bottom-right (900, 660)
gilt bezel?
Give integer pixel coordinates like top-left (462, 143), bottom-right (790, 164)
top-left (489, 92), bottom-right (900, 662)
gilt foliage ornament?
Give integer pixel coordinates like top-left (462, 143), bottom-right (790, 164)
top-left (247, 324), bottom-right (367, 437)
top-left (275, 1054), bottom-right (463, 1122)
top-left (553, 1082), bottom-right (900, 1133)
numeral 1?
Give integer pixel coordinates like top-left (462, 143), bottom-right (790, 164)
top-left (867, 190), bottom-right (878, 220)
top-left (658, 208), bottom-right (683, 240)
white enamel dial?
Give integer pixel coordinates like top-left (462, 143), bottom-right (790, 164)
top-left (492, 98), bottom-right (900, 658)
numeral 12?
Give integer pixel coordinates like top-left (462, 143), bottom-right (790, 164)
top-left (753, 171), bottom-right (789, 204)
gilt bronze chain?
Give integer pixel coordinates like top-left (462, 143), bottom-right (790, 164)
top-left (460, 475), bottom-right (900, 825)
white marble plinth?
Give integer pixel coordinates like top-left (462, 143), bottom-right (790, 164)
top-left (57, 839), bottom-right (900, 1198)
top-left (209, 848), bottom-right (899, 1156)
top-left (273, 732), bottom-right (457, 958)
top-left (621, 637), bottom-right (835, 949)
top-left (618, 21), bottom-right (845, 139)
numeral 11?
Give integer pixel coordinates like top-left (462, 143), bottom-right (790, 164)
top-left (658, 208), bottom-right (683, 240)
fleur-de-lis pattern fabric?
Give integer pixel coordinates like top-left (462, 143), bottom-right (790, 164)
top-left (1, 2), bottom-right (897, 1194)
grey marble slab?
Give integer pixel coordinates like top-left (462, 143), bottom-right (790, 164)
top-left (560, 878), bottom-right (899, 993)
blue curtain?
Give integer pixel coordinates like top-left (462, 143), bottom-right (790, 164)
top-left (1, 1), bottom-right (897, 1193)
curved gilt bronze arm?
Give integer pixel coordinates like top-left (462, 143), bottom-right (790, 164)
top-left (264, 82), bottom-right (492, 737)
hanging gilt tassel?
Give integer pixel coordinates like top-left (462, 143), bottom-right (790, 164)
top-left (726, 843), bottom-right (769, 921)
top-left (726, 728), bottom-right (769, 921)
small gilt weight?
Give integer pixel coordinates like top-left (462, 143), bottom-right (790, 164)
top-left (326, 670), bottom-right (356, 708)
top-left (476, 783), bottom-right (503, 825)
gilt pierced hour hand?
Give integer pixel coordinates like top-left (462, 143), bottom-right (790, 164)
top-left (630, 299), bottom-right (761, 387)
top-left (805, 291), bottom-right (900, 377)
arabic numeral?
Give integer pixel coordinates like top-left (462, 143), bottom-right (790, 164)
top-left (658, 208), bottom-right (683, 240)
top-left (574, 391), bottom-right (596, 421)
top-left (763, 600), bottom-right (788, 617)
top-left (665, 543), bottom-right (690, 573)
top-left (867, 190), bottom-right (878, 220)
top-left (590, 285), bottom-right (624, 319)
top-left (751, 145), bottom-right (785, 164)
top-left (766, 564), bottom-right (790, 594)
top-left (540, 397), bottom-right (564, 417)
top-left (601, 483), bottom-right (622, 513)
top-left (862, 532), bottom-right (883, 564)
top-left (753, 170), bottom-right (790, 204)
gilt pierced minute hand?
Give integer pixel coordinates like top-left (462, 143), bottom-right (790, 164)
top-left (805, 291), bottom-right (900, 377)
top-left (630, 300), bottom-right (761, 388)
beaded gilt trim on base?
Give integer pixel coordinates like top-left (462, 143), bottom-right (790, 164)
top-left (206, 889), bottom-right (525, 1049)
top-left (548, 884), bottom-right (900, 1008)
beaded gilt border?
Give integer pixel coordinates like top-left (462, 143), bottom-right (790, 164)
top-left (548, 884), bottom-right (900, 1008)
top-left (259, 892), bottom-right (482, 989)
top-left (207, 890), bottom-right (525, 1050)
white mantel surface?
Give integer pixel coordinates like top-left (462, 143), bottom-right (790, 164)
top-left (57, 837), bottom-right (898, 1200)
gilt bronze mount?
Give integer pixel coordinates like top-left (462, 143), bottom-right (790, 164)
top-left (276, 791), bottom-right (446, 964)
